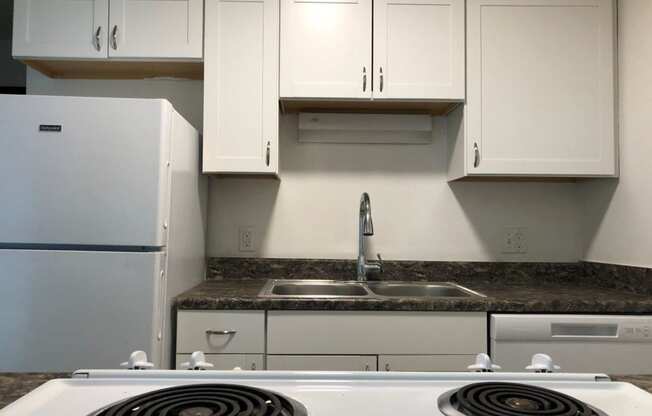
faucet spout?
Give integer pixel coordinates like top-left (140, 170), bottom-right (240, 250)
top-left (357, 192), bottom-right (382, 281)
top-left (360, 193), bottom-right (374, 236)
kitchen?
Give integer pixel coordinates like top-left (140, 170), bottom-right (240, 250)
top-left (1, 0), bottom-right (651, 414)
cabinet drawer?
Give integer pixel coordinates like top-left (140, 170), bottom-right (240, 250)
top-left (267, 311), bottom-right (486, 354)
top-left (177, 311), bottom-right (265, 354)
top-left (267, 355), bottom-right (377, 371)
top-left (176, 354), bottom-right (263, 371)
top-left (379, 355), bottom-right (476, 372)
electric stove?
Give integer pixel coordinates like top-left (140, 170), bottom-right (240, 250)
top-left (2, 352), bottom-right (652, 416)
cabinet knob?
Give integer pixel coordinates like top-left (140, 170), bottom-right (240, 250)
top-left (379, 67), bottom-right (384, 92)
top-left (265, 141), bottom-right (271, 167)
top-left (94, 26), bottom-right (102, 52)
top-left (385, 363), bottom-right (391, 372)
top-left (251, 362), bottom-right (257, 370)
top-left (473, 142), bottom-right (480, 168)
top-left (111, 25), bottom-right (119, 50)
top-left (362, 67), bottom-right (367, 92)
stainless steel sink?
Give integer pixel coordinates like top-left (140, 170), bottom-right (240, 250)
top-left (366, 281), bottom-right (483, 298)
top-left (258, 279), bottom-right (484, 299)
top-left (267, 280), bottom-right (371, 298)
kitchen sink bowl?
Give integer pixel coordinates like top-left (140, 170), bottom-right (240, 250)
top-left (366, 281), bottom-right (482, 298)
top-left (268, 281), bottom-right (370, 297)
top-left (258, 280), bottom-right (485, 299)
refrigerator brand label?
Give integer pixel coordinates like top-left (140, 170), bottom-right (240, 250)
top-left (39, 124), bottom-right (62, 132)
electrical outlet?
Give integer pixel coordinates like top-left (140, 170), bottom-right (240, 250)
top-left (502, 227), bottom-right (528, 254)
top-left (239, 226), bottom-right (255, 252)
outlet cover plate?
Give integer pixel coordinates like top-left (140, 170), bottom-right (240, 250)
top-left (239, 226), bottom-right (255, 252)
top-left (502, 227), bottom-right (528, 254)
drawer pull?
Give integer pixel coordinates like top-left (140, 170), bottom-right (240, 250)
top-left (206, 330), bottom-right (237, 336)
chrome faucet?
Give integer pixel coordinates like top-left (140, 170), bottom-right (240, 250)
top-left (357, 192), bottom-right (382, 281)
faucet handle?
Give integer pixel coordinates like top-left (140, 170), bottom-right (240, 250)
top-left (376, 253), bottom-right (383, 273)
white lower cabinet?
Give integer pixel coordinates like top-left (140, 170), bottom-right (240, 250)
top-left (177, 310), bottom-right (487, 372)
top-left (176, 311), bottom-right (265, 354)
top-left (379, 355), bottom-right (476, 372)
top-left (267, 355), bottom-right (377, 371)
top-left (176, 354), bottom-right (263, 371)
top-left (267, 311), bottom-right (486, 355)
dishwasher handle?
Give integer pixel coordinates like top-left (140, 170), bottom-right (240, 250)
top-left (550, 323), bottom-right (618, 338)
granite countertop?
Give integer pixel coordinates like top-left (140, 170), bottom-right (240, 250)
top-left (175, 278), bottom-right (652, 313)
top-left (176, 259), bottom-right (652, 313)
top-left (0, 373), bottom-right (67, 409)
top-left (1, 373), bottom-right (652, 410)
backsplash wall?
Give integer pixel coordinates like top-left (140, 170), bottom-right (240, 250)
top-left (27, 68), bottom-right (582, 262)
top-left (580, 0), bottom-right (652, 269)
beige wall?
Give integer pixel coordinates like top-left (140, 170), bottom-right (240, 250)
top-left (209, 115), bottom-right (581, 261)
top-left (26, 70), bottom-right (582, 262)
top-left (580, 0), bottom-right (652, 268)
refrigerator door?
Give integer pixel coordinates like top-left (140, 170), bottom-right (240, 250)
top-left (0, 249), bottom-right (165, 371)
top-left (0, 95), bottom-right (172, 247)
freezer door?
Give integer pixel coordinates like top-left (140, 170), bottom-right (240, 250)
top-left (0, 250), bottom-right (165, 371)
top-left (0, 95), bottom-right (172, 247)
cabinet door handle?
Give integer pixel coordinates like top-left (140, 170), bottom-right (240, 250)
top-left (385, 363), bottom-right (391, 371)
top-left (94, 26), bottom-right (102, 51)
top-left (206, 330), bottom-right (237, 336)
top-left (362, 67), bottom-right (367, 92)
top-left (265, 141), bottom-right (271, 167)
top-left (364, 364), bottom-right (370, 371)
top-left (379, 67), bottom-right (384, 92)
top-left (111, 25), bottom-right (118, 50)
top-left (473, 142), bottom-right (480, 168)
top-left (251, 362), bottom-right (257, 370)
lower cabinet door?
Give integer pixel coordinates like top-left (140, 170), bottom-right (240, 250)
top-left (176, 354), bottom-right (264, 371)
top-left (379, 355), bottom-right (475, 372)
top-left (267, 355), bottom-right (377, 371)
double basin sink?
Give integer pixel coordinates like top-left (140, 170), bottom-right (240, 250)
top-left (258, 279), bottom-right (485, 299)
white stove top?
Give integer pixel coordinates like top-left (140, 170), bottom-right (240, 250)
top-left (2, 370), bottom-right (652, 416)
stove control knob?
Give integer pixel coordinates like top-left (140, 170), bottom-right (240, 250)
top-left (181, 351), bottom-right (215, 370)
top-left (526, 354), bottom-right (561, 373)
top-left (468, 353), bottom-right (501, 372)
top-left (120, 351), bottom-right (155, 370)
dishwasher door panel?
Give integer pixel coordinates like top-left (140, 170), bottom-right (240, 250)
top-left (491, 314), bottom-right (652, 374)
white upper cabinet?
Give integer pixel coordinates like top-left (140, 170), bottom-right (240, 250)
top-left (280, 0), bottom-right (372, 99)
top-left (452, 0), bottom-right (617, 178)
top-left (203, 0), bottom-right (279, 174)
top-left (12, 0), bottom-right (203, 61)
top-left (107, 0), bottom-right (203, 59)
top-left (280, 0), bottom-right (463, 101)
top-left (13, 0), bottom-right (109, 59)
top-left (373, 0), bottom-right (464, 100)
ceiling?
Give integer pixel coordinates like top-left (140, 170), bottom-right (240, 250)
top-left (0, 0), bottom-right (13, 41)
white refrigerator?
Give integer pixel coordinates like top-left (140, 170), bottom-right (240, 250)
top-left (0, 95), bottom-right (207, 371)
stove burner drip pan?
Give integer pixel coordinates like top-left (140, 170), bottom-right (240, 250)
top-left (438, 382), bottom-right (609, 416)
top-left (89, 384), bottom-right (308, 416)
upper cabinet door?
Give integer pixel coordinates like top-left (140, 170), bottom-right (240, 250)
top-left (280, 0), bottom-right (372, 99)
top-left (466, 0), bottom-right (616, 176)
top-left (373, 0), bottom-right (464, 100)
top-left (13, 0), bottom-right (109, 59)
top-left (108, 0), bottom-right (203, 59)
top-left (203, 0), bottom-right (279, 174)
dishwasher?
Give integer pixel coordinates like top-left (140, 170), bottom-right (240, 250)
top-left (491, 314), bottom-right (652, 374)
